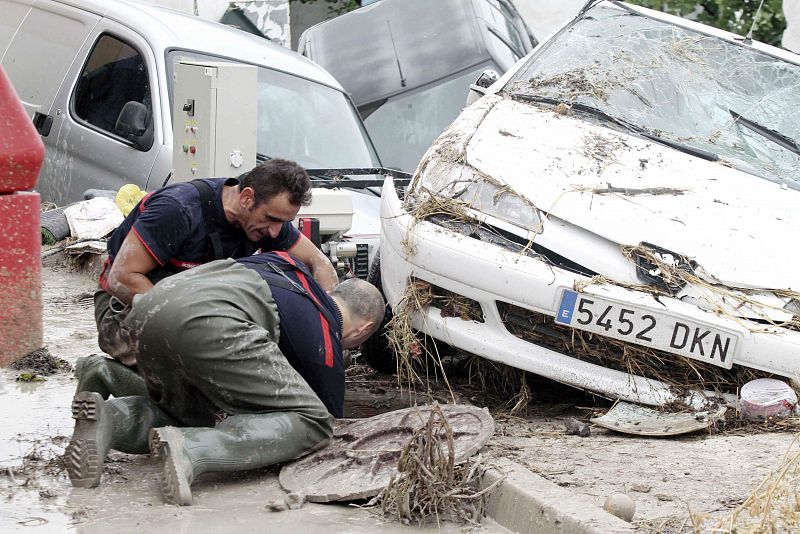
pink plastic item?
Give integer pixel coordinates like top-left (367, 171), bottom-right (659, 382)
top-left (740, 378), bottom-right (798, 420)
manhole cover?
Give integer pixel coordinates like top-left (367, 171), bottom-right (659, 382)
top-left (279, 404), bottom-right (494, 502)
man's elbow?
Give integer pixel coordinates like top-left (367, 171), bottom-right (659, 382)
top-left (310, 255), bottom-right (338, 291)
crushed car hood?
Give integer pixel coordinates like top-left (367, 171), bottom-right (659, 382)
top-left (463, 99), bottom-right (800, 291)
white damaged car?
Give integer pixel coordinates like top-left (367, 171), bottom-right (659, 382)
top-left (371, 0), bottom-right (800, 408)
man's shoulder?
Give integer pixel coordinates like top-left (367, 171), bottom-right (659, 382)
top-left (238, 252), bottom-right (311, 275)
top-left (156, 178), bottom-right (227, 205)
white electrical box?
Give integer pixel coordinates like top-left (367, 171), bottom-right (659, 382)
top-left (171, 61), bottom-right (258, 181)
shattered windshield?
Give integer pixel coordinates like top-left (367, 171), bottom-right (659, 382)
top-left (506, 4), bottom-right (800, 187)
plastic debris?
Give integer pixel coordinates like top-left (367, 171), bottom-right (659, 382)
top-left (115, 184), bottom-right (147, 217)
top-left (739, 378), bottom-right (798, 420)
top-left (63, 197), bottom-right (124, 240)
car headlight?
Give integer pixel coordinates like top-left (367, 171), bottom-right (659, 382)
top-left (416, 161), bottom-right (542, 235)
top-left (457, 176), bottom-right (543, 234)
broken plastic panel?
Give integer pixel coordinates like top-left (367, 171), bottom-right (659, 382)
top-left (591, 401), bottom-right (727, 436)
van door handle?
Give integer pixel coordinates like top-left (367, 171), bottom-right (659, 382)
top-left (33, 112), bottom-right (54, 136)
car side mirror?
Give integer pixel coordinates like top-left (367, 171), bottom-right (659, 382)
top-left (115, 101), bottom-right (153, 151)
top-left (465, 69), bottom-right (499, 107)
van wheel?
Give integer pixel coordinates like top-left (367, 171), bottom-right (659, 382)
top-left (362, 252), bottom-right (397, 373)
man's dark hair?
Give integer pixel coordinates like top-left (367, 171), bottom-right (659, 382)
top-left (241, 159), bottom-right (312, 207)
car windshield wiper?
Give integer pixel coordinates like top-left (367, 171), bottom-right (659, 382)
top-left (305, 167), bottom-right (412, 189)
top-left (511, 94), bottom-right (720, 162)
top-left (729, 109), bottom-right (800, 156)
top-left (304, 168), bottom-right (412, 196)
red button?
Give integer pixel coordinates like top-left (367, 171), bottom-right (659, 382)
top-left (189, 145), bottom-right (196, 154)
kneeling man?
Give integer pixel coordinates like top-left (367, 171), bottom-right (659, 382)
top-left (65, 252), bottom-right (384, 505)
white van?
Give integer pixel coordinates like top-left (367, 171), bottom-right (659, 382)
top-left (0, 0), bottom-right (381, 205)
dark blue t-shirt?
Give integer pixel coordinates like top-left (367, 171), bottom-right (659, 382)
top-left (102, 178), bottom-right (301, 287)
top-left (237, 252), bottom-right (345, 418)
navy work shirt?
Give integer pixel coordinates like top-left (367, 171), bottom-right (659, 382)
top-left (100, 177), bottom-right (301, 290)
top-left (237, 252), bottom-right (345, 418)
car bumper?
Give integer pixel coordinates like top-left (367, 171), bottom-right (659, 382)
top-left (380, 178), bottom-right (800, 408)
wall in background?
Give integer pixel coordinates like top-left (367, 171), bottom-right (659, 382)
top-left (784, 0), bottom-right (800, 51)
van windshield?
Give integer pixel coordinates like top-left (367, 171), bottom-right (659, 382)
top-left (256, 67), bottom-right (379, 168)
top-left (167, 51), bottom-right (379, 169)
top-left (506, 4), bottom-right (800, 188)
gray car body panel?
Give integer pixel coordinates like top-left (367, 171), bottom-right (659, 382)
top-left (1, 0), bottom-right (356, 205)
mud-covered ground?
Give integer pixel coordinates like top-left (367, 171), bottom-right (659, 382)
top-left (2, 260), bottom-right (797, 533)
top-left (0, 261), bottom-right (508, 534)
top-left (379, 364), bottom-right (798, 532)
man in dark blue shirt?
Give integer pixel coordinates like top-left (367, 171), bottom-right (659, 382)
top-left (238, 252), bottom-right (347, 416)
top-left (83, 159), bottom-right (338, 386)
top-left (66, 254), bottom-right (385, 506)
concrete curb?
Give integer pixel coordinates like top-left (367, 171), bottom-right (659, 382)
top-left (482, 459), bottom-right (636, 534)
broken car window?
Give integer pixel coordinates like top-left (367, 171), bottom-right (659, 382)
top-left (506, 5), bottom-right (800, 188)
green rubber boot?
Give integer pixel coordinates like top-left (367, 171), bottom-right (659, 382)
top-left (149, 411), bottom-right (332, 505)
top-left (65, 392), bottom-right (176, 488)
top-left (74, 354), bottom-right (148, 399)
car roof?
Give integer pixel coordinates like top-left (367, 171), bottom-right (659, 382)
top-left (52, 0), bottom-right (342, 88)
top-left (300, 0), bottom-right (491, 107)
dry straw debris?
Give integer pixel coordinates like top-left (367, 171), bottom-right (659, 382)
top-left (622, 244), bottom-right (800, 332)
top-left (384, 278), bottom-right (435, 390)
top-left (371, 403), bottom-right (502, 526)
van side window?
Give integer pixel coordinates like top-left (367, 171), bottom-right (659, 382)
top-left (73, 34), bottom-right (151, 140)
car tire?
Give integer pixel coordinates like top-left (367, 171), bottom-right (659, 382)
top-left (362, 250), bottom-right (464, 376)
top-left (362, 251), bottom-right (398, 373)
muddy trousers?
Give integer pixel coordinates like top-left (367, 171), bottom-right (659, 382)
top-left (127, 260), bottom-right (334, 485)
top-left (74, 354), bottom-right (148, 399)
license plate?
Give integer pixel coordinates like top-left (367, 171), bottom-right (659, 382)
top-left (555, 289), bottom-right (737, 368)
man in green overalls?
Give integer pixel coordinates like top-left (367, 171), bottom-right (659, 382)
top-left (65, 253), bottom-right (385, 505)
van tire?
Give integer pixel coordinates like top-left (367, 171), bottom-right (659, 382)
top-left (362, 252), bottom-right (398, 373)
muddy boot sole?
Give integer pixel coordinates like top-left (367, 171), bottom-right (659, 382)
top-left (65, 391), bottom-right (107, 488)
top-left (150, 427), bottom-right (193, 506)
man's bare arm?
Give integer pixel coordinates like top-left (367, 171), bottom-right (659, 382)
top-left (289, 233), bottom-right (339, 292)
top-left (106, 232), bottom-right (159, 305)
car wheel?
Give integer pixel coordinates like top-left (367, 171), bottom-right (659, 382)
top-left (362, 251), bottom-right (397, 373)
top-left (362, 250), bottom-right (463, 376)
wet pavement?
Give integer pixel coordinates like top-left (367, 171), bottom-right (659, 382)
top-left (0, 266), bottom-right (509, 533)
